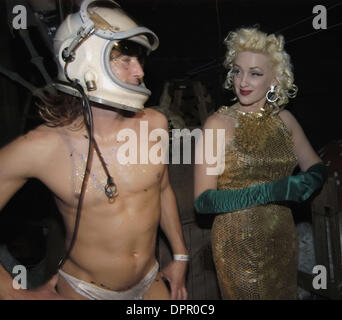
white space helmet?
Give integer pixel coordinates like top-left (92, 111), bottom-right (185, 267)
top-left (53, 0), bottom-right (159, 112)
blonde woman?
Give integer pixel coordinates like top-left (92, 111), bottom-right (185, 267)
top-left (194, 28), bottom-right (326, 299)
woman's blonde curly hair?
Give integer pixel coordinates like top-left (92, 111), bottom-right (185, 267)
top-left (223, 27), bottom-right (298, 113)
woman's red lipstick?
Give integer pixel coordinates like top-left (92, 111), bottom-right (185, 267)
top-left (240, 89), bottom-right (253, 96)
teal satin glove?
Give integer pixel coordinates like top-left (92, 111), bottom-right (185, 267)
top-left (271, 162), bottom-right (327, 202)
top-left (194, 162), bottom-right (327, 214)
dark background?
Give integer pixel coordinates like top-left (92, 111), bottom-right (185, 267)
top-left (0, 0), bottom-right (341, 275)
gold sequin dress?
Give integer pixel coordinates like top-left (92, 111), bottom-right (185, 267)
top-left (211, 104), bottom-right (298, 300)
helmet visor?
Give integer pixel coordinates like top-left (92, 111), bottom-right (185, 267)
top-left (111, 40), bottom-right (148, 66)
top-left (104, 40), bottom-right (151, 95)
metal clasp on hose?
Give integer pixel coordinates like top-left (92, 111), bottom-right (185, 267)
top-left (105, 177), bottom-right (118, 203)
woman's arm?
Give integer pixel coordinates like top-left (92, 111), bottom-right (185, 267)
top-left (194, 110), bottom-right (327, 215)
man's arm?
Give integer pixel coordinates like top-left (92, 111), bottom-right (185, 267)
top-left (149, 110), bottom-right (188, 299)
top-left (0, 129), bottom-right (64, 299)
top-left (159, 166), bottom-right (188, 300)
top-left (0, 136), bottom-right (30, 210)
top-left (0, 135), bottom-right (30, 298)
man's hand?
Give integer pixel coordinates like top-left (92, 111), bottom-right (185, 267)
top-left (13, 274), bottom-right (67, 300)
top-left (161, 261), bottom-right (187, 300)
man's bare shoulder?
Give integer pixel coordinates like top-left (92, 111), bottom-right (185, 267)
top-left (0, 125), bottom-right (67, 181)
top-left (140, 108), bottom-right (168, 129)
top-left (1, 124), bottom-right (75, 165)
top-left (24, 124), bottom-right (59, 140)
top-left (16, 125), bottom-right (66, 150)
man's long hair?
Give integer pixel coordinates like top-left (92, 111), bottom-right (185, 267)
top-left (37, 92), bottom-right (83, 128)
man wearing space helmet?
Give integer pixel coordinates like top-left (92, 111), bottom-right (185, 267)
top-left (0, 0), bottom-right (188, 300)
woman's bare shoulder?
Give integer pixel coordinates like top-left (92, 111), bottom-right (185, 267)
top-left (278, 109), bottom-right (301, 134)
top-left (204, 107), bottom-right (236, 130)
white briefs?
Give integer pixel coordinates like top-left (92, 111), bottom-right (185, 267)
top-left (58, 262), bottom-right (159, 300)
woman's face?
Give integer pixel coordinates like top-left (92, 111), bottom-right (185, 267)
top-left (233, 51), bottom-right (276, 109)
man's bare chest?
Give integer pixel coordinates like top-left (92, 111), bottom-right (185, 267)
top-left (41, 135), bottom-right (166, 206)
